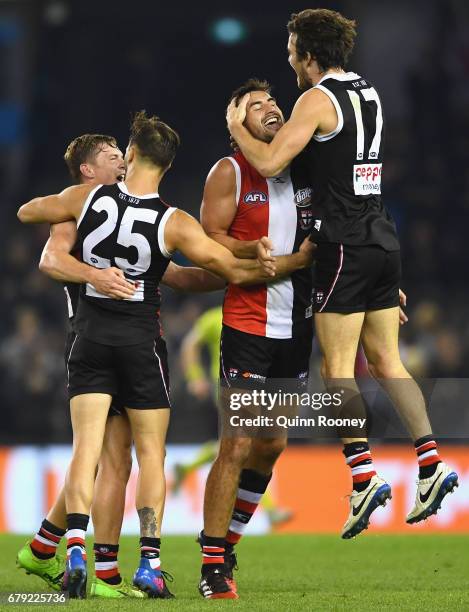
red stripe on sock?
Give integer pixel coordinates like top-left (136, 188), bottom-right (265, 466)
top-left (234, 498), bottom-right (258, 514)
top-left (419, 456), bottom-right (440, 467)
top-left (353, 470), bottom-right (376, 483)
top-left (31, 541), bottom-right (56, 555)
top-left (40, 529), bottom-right (61, 543)
top-left (203, 556), bottom-right (225, 564)
top-left (225, 530), bottom-right (241, 545)
top-left (349, 453), bottom-right (371, 467)
top-left (416, 442), bottom-right (437, 453)
top-left (67, 537), bottom-right (85, 547)
top-left (96, 569), bottom-right (119, 580)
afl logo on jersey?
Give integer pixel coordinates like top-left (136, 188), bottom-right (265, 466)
top-left (294, 187), bottom-right (313, 207)
top-left (243, 191), bottom-right (268, 204)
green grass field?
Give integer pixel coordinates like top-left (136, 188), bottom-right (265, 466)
top-left (1, 534), bottom-right (468, 611)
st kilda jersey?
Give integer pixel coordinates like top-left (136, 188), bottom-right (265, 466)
top-left (304, 72), bottom-right (400, 251)
top-left (223, 151), bottom-right (313, 339)
top-left (74, 182), bottom-right (175, 346)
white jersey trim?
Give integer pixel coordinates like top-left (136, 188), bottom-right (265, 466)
top-left (118, 182), bottom-right (160, 200)
top-left (158, 206), bottom-right (177, 258)
top-left (225, 157), bottom-right (242, 206)
top-left (316, 71), bottom-right (361, 86)
top-left (313, 85), bottom-right (344, 142)
top-left (77, 184), bottom-right (102, 228)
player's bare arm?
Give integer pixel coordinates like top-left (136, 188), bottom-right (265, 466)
top-left (17, 184), bottom-right (94, 224)
top-left (161, 263), bottom-right (225, 292)
top-left (226, 88), bottom-right (335, 177)
top-left (257, 235), bottom-right (315, 278)
top-left (164, 209), bottom-right (276, 285)
top-left (39, 221), bottom-right (136, 300)
top-left (202, 158), bottom-right (314, 275)
top-left (200, 158), bottom-right (259, 258)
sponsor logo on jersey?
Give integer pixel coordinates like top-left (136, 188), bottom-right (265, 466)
top-left (314, 219), bottom-right (322, 232)
top-left (243, 191), bottom-right (268, 204)
top-left (305, 305), bottom-right (313, 319)
top-left (242, 371), bottom-right (267, 383)
top-left (353, 163), bottom-right (382, 196)
top-left (294, 187), bottom-right (313, 207)
top-left (299, 209), bottom-right (314, 230)
top-left (229, 368), bottom-right (239, 379)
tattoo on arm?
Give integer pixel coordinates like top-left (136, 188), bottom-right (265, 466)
top-left (137, 507), bottom-right (158, 537)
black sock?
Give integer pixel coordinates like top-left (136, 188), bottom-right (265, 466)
top-left (225, 469), bottom-right (272, 546)
top-left (140, 537), bottom-right (161, 570)
top-left (201, 532), bottom-right (225, 575)
top-left (66, 513), bottom-right (89, 557)
top-left (30, 519), bottom-right (66, 560)
top-left (343, 442), bottom-right (376, 492)
top-left (94, 543), bottom-right (121, 585)
top-left (415, 436), bottom-right (441, 479)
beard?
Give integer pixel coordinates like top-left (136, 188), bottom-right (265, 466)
top-left (297, 66), bottom-right (313, 91)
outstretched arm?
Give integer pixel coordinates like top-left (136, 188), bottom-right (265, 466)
top-left (226, 88), bottom-right (332, 177)
top-left (39, 221), bottom-right (135, 299)
top-left (164, 210), bottom-right (276, 285)
top-left (161, 262), bottom-right (225, 292)
top-left (17, 184), bottom-right (94, 224)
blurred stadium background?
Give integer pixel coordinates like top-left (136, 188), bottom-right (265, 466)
top-left (1, 0), bottom-right (469, 536)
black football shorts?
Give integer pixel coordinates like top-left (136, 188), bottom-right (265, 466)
top-left (66, 333), bottom-right (171, 409)
top-left (219, 324), bottom-right (313, 389)
top-left (312, 243), bottom-right (401, 313)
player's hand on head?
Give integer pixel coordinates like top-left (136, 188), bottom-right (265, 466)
top-left (226, 93), bottom-right (250, 132)
top-left (256, 236), bottom-right (276, 276)
top-left (399, 288), bottom-right (408, 325)
top-left (90, 267), bottom-right (136, 300)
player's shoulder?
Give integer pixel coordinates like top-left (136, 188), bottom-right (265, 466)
top-left (207, 156), bottom-right (237, 181)
top-left (61, 183), bottom-right (99, 198)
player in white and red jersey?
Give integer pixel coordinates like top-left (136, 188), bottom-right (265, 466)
top-left (198, 79), bottom-right (315, 599)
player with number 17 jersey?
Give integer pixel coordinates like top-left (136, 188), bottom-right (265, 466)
top-left (304, 71), bottom-right (400, 312)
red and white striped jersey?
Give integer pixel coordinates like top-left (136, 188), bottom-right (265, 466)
top-left (223, 151), bottom-right (313, 339)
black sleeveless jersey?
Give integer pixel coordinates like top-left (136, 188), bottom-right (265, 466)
top-left (303, 72), bottom-right (400, 251)
top-left (74, 182), bottom-right (175, 346)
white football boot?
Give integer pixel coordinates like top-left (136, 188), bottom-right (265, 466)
top-left (342, 475), bottom-right (392, 539)
top-left (406, 462), bottom-right (458, 524)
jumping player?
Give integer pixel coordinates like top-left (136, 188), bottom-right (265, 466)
top-left (227, 9), bottom-right (458, 540)
top-left (17, 111), bottom-right (312, 599)
top-left (198, 79), bottom-right (314, 599)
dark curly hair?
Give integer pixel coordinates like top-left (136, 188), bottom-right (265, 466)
top-left (129, 110), bottom-right (180, 170)
top-left (287, 9), bottom-right (357, 72)
top-left (229, 77), bottom-right (272, 106)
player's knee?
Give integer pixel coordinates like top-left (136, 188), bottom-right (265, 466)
top-left (253, 438), bottom-right (286, 464)
top-left (367, 354), bottom-right (403, 379)
top-left (218, 438), bottom-right (252, 467)
top-left (322, 360), bottom-right (355, 380)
